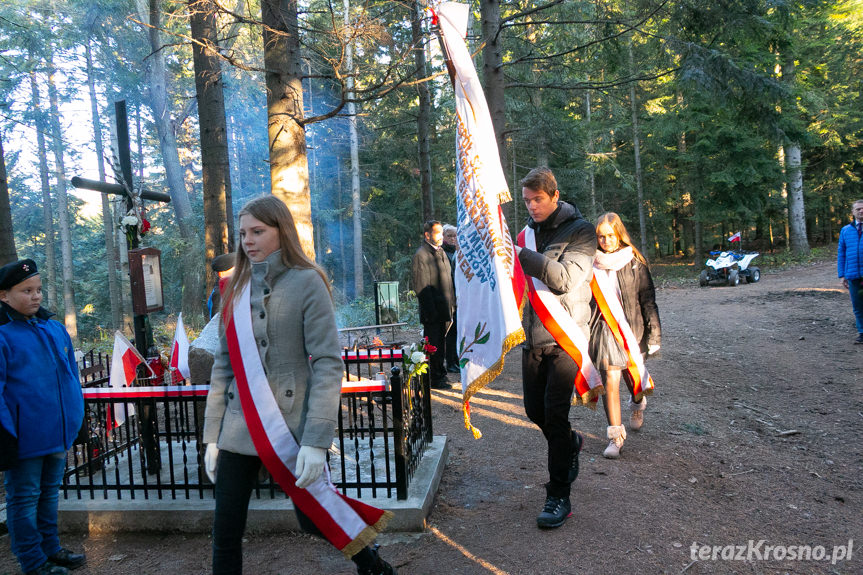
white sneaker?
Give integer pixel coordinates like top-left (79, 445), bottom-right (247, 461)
top-left (603, 425), bottom-right (626, 459)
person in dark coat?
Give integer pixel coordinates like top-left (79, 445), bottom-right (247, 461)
top-left (515, 167), bottom-right (596, 529)
top-left (0, 259), bottom-right (86, 575)
top-left (441, 224), bottom-right (460, 373)
top-left (411, 220), bottom-right (455, 389)
top-left (589, 213), bottom-right (661, 459)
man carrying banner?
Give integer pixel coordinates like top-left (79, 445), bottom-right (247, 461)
top-left (515, 167), bottom-right (598, 529)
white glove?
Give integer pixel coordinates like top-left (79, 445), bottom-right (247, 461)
top-left (294, 445), bottom-right (326, 489)
top-left (648, 344), bottom-right (661, 355)
top-left (204, 443), bottom-right (219, 483)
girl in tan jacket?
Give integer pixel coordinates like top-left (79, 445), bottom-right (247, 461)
top-left (203, 196), bottom-right (396, 575)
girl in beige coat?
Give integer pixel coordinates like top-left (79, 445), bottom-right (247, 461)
top-left (203, 196), bottom-right (396, 575)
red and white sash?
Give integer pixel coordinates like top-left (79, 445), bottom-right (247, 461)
top-left (589, 268), bottom-right (655, 402)
top-left (222, 283), bottom-right (391, 558)
top-left (515, 228), bottom-right (603, 405)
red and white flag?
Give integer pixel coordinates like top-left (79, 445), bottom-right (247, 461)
top-left (108, 331), bottom-right (145, 428)
top-left (435, 1), bottom-right (525, 439)
top-left (170, 313), bottom-right (191, 382)
top-left (728, 231), bottom-right (741, 242)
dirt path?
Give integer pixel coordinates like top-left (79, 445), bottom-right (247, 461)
top-left (2, 259), bottom-right (861, 575)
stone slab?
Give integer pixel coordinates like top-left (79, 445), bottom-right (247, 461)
top-left (57, 436), bottom-right (448, 534)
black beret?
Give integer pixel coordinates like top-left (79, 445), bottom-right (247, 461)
top-left (0, 259), bottom-right (39, 291)
top-left (211, 252), bottom-right (236, 273)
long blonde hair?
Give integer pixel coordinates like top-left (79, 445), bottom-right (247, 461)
top-left (595, 212), bottom-right (648, 266)
top-left (222, 196), bottom-right (330, 315)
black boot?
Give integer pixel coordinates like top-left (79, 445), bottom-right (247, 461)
top-left (47, 548), bottom-right (85, 571)
top-left (536, 495), bottom-right (571, 529)
top-left (568, 431), bottom-right (583, 483)
top-left (355, 545), bottom-right (398, 575)
top-left (25, 561), bottom-right (69, 575)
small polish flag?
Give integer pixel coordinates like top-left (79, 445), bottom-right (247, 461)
top-left (728, 231), bottom-right (741, 242)
top-left (107, 331), bottom-right (146, 428)
top-left (170, 313), bottom-right (191, 383)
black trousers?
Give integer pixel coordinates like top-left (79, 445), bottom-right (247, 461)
top-left (522, 346), bottom-right (580, 498)
top-left (212, 450), bottom-right (376, 574)
top-left (445, 310), bottom-right (459, 369)
top-left (422, 321), bottom-right (448, 384)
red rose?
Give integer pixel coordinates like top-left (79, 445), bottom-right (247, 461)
top-left (424, 343), bottom-right (437, 354)
top-left (141, 217), bottom-right (151, 234)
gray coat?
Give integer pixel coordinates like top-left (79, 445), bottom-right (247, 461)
top-left (519, 201), bottom-right (596, 347)
top-left (203, 250), bottom-right (343, 454)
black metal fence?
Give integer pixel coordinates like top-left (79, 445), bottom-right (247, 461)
top-left (64, 347), bottom-right (433, 501)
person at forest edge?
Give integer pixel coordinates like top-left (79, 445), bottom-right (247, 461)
top-left (514, 167), bottom-right (596, 529)
top-left (441, 224), bottom-right (460, 373)
top-left (588, 213), bottom-right (661, 459)
top-left (0, 259), bottom-right (86, 575)
top-left (203, 196), bottom-right (396, 575)
top-left (837, 199), bottom-right (863, 344)
top-left (411, 220), bottom-right (455, 389)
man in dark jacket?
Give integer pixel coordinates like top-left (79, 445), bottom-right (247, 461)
top-left (0, 259), bottom-right (86, 575)
top-left (441, 224), bottom-right (460, 373)
top-left (515, 167), bottom-right (596, 529)
top-left (411, 221), bottom-right (455, 389)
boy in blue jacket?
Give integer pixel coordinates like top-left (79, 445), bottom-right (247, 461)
top-left (837, 200), bottom-right (863, 344)
top-left (0, 259), bottom-right (86, 575)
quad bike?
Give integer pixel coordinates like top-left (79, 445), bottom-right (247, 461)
top-left (699, 251), bottom-right (761, 287)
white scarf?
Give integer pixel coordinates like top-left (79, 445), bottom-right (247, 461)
top-left (594, 246), bottom-right (634, 271)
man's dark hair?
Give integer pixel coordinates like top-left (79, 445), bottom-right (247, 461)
top-left (424, 220), bottom-right (441, 234)
top-left (520, 167), bottom-right (558, 197)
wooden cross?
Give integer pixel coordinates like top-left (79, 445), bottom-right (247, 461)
top-left (72, 100), bottom-right (171, 356)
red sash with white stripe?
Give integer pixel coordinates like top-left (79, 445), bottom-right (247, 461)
top-left (589, 269), bottom-right (655, 402)
top-left (515, 228), bottom-right (603, 405)
top-left (222, 282), bottom-right (391, 558)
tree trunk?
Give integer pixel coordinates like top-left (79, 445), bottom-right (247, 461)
top-left (481, 0), bottom-right (507, 169)
top-left (0, 136), bottom-right (16, 266)
top-left (784, 142), bottom-right (809, 254)
top-left (85, 39), bottom-right (123, 331)
top-left (628, 39), bottom-right (648, 258)
top-left (262, 0), bottom-right (314, 259)
top-left (137, 0), bottom-right (205, 316)
top-left (29, 70), bottom-right (58, 310)
top-left (190, 0), bottom-right (232, 301)
top-left (693, 199), bottom-right (703, 266)
top-left (342, 0), bottom-right (362, 296)
top-left (586, 84), bottom-right (596, 219)
top-left (411, 0), bottom-right (434, 223)
top-left (46, 56), bottom-right (78, 341)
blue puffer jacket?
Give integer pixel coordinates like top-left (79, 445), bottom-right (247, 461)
top-left (837, 222), bottom-right (863, 281)
top-left (0, 303), bottom-right (84, 459)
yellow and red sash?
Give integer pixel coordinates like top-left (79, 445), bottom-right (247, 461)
top-left (515, 228), bottom-right (603, 405)
top-left (589, 268), bottom-right (655, 402)
top-left (222, 282), bottom-right (391, 558)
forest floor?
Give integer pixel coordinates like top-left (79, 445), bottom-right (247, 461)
top-left (2, 257), bottom-right (862, 575)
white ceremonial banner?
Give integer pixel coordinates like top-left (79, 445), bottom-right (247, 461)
top-left (437, 1), bottom-right (525, 438)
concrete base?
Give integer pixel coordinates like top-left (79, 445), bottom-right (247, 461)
top-left (57, 436), bottom-right (448, 534)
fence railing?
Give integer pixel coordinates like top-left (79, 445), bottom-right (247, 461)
top-left (64, 347), bottom-right (432, 501)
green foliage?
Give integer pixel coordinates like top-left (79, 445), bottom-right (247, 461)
top-left (1, 0), bottom-right (861, 347)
